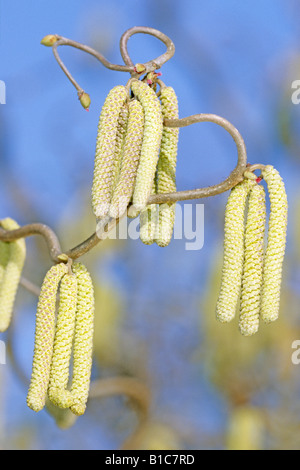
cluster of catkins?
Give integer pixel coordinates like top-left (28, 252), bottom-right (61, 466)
top-left (0, 73), bottom-right (289, 422)
top-left (216, 165), bottom-right (288, 336)
top-left (91, 76), bottom-right (179, 247)
top-left (27, 259), bottom-right (94, 416)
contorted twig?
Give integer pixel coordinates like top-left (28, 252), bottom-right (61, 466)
top-left (0, 29), bottom-right (247, 261)
top-left (0, 113), bottom-right (248, 261)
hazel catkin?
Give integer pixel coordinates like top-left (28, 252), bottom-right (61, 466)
top-left (128, 79), bottom-right (163, 217)
top-left (27, 263), bottom-right (68, 412)
top-left (48, 271), bottom-right (78, 409)
top-left (109, 98), bottom-right (144, 219)
top-left (0, 218), bottom-right (26, 332)
top-left (156, 86), bottom-right (179, 247)
top-left (260, 165), bottom-right (288, 324)
top-left (239, 183), bottom-right (266, 336)
top-left (216, 179), bottom-right (255, 324)
top-left (92, 85), bottom-right (128, 219)
top-left (69, 262), bottom-right (95, 416)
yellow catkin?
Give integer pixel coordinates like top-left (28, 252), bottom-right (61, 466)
top-left (216, 179), bottom-right (255, 323)
top-left (92, 85), bottom-right (128, 219)
top-left (27, 263), bottom-right (68, 412)
top-left (261, 165), bottom-right (288, 323)
top-left (156, 86), bottom-right (179, 247)
top-left (48, 272), bottom-right (78, 409)
top-left (0, 242), bottom-right (9, 286)
top-left (70, 262), bottom-right (95, 416)
top-left (111, 102), bottom-right (129, 193)
top-left (0, 218), bottom-right (26, 332)
top-left (128, 80), bottom-right (163, 217)
top-left (239, 183), bottom-right (266, 336)
top-left (109, 98), bottom-right (145, 219)
top-left (139, 181), bottom-right (158, 245)
top-left (45, 398), bottom-right (77, 430)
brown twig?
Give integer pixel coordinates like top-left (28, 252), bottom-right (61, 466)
top-left (51, 26), bottom-right (175, 98)
top-left (0, 223), bottom-right (62, 262)
top-left (0, 28), bottom-right (248, 261)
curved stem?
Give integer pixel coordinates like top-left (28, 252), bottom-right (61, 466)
top-left (148, 113), bottom-right (247, 204)
top-left (0, 223), bottom-right (62, 263)
top-left (120, 26), bottom-right (175, 75)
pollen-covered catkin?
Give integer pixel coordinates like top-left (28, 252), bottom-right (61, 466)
top-left (70, 262), bottom-right (95, 416)
top-left (239, 183), bottom-right (266, 336)
top-left (0, 242), bottom-right (9, 288)
top-left (92, 85), bottom-right (128, 219)
top-left (260, 165), bottom-right (288, 323)
top-left (48, 272), bottom-right (78, 409)
top-left (156, 86), bottom-right (179, 247)
top-left (139, 181), bottom-right (158, 245)
top-left (0, 218), bottom-right (26, 332)
top-left (129, 80), bottom-right (163, 217)
top-left (216, 179), bottom-right (255, 323)
top-left (109, 98), bottom-right (145, 219)
top-left (111, 103), bottom-right (129, 193)
top-left (27, 263), bottom-right (68, 412)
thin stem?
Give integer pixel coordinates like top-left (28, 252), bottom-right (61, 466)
top-left (20, 276), bottom-right (41, 297)
top-left (51, 27), bottom-right (175, 97)
top-left (120, 26), bottom-right (175, 75)
top-left (148, 113), bottom-right (247, 204)
top-left (89, 377), bottom-right (151, 450)
top-left (0, 223), bottom-right (62, 263)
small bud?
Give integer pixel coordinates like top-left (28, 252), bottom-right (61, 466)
top-left (79, 92), bottom-right (91, 110)
top-left (41, 34), bottom-right (58, 47)
top-left (256, 176), bottom-right (262, 184)
top-left (134, 63), bottom-right (146, 74)
top-left (57, 253), bottom-right (69, 262)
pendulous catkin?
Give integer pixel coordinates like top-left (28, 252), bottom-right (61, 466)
top-left (70, 262), bottom-right (95, 416)
top-left (111, 102), bottom-right (129, 193)
top-left (109, 98), bottom-right (145, 219)
top-left (92, 85), bottom-right (128, 219)
top-left (156, 86), bottom-right (179, 247)
top-left (239, 183), bottom-right (266, 336)
top-left (139, 181), bottom-right (158, 245)
top-left (216, 179), bottom-right (255, 323)
top-left (128, 79), bottom-right (163, 217)
top-left (27, 263), bottom-right (68, 412)
top-left (48, 271), bottom-right (78, 408)
top-left (260, 165), bottom-right (288, 324)
top-left (0, 218), bottom-right (26, 333)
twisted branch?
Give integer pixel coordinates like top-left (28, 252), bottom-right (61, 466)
top-left (0, 28), bottom-right (249, 261)
top-left (52, 26), bottom-right (175, 98)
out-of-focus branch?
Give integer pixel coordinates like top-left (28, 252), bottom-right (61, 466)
top-left (89, 377), bottom-right (151, 450)
top-left (20, 276), bottom-right (41, 297)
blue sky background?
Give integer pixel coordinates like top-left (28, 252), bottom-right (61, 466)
top-left (0, 0), bottom-right (299, 450)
